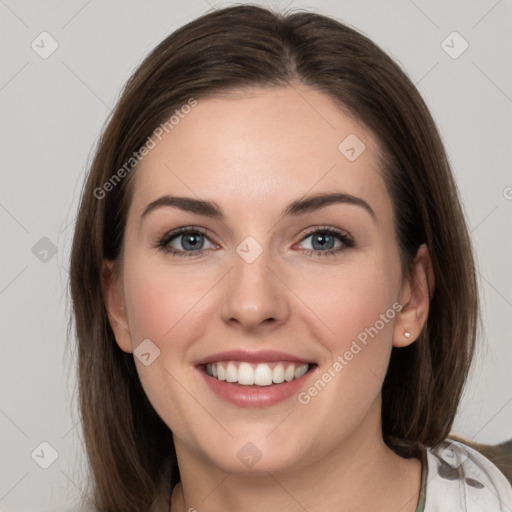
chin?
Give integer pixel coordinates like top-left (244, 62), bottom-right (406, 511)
top-left (198, 430), bottom-right (317, 475)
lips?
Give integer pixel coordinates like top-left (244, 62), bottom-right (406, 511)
top-left (196, 350), bottom-right (317, 407)
top-left (195, 349), bottom-right (312, 366)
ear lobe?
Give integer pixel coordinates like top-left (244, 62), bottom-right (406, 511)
top-left (101, 260), bottom-right (132, 353)
top-left (393, 244), bottom-right (435, 348)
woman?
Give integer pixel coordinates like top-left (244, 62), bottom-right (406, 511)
top-left (69, 5), bottom-right (512, 511)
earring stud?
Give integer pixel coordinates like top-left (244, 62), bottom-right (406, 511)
top-left (404, 331), bottom-right (411, 339)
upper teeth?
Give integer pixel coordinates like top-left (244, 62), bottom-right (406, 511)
top-left (205, 361), bottom-right (309, 386)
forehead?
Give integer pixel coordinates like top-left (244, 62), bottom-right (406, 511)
top-left (129, 86), bottom-right (389, 221)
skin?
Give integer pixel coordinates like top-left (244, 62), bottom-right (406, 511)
top-left (102, 85), bottom-right (434, 512)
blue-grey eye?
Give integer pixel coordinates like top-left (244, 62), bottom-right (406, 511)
top-left (176, 232), bottom-right (204, 251)
top-left (164, 230), bottom-right (215, 252)
top-left (301, 231), bottom-right (342, 251)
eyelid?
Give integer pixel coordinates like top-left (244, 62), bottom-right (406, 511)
top-left (158, 225), bottom-right (213, 245)
top-left (298, 225), bottom-right (352, 241)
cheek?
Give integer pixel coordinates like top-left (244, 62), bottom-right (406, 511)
top-left (298, 260), bottom-right (401, 352)
top-left (120, 256), bottom-right (217, 432)
top-left (288, 256), bottom-right (402, 439)
top-left (290, 252), bottom-right (403, 416)
top-left (122, 255), bottom-right (215, 346)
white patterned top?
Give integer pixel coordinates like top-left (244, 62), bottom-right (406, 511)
top-left (418, 438), bottom-right (512, 512)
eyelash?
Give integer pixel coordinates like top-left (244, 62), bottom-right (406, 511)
top-left (155, 225), bottom-right (354, 258)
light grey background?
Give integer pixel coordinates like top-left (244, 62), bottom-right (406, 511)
top-left (1, 0), bottom-right (511, 510)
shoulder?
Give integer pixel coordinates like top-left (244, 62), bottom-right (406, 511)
top-left (423, 437), bottom-right (512, 512)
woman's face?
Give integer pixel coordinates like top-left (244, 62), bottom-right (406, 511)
top-left (105, 86), bottom-right (423, 474)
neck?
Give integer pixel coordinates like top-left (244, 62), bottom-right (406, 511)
top-left (170, 405), bottom-right (422, 512)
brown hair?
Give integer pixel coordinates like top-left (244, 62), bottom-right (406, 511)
top-left (69, 4), bottom-right (479, 510)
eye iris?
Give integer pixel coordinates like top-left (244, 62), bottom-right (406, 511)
top-left (182, 233), bottom-right (204, 250)
top-left (312, 233), bottom-right (334, 250)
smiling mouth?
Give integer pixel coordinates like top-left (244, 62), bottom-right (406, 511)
top-left (203, 361), bottom-right (316, 386)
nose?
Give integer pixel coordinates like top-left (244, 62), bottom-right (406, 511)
top-left (220, 246), bottom-right (290, 333)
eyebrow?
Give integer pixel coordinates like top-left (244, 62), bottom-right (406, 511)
top-left (141, 192), bottom-right (376, 222)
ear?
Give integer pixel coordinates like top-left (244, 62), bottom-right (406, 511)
top-left (393, 244), bottom-right (435, 347)
top-left (101, 260), bottom-right (133, 353)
